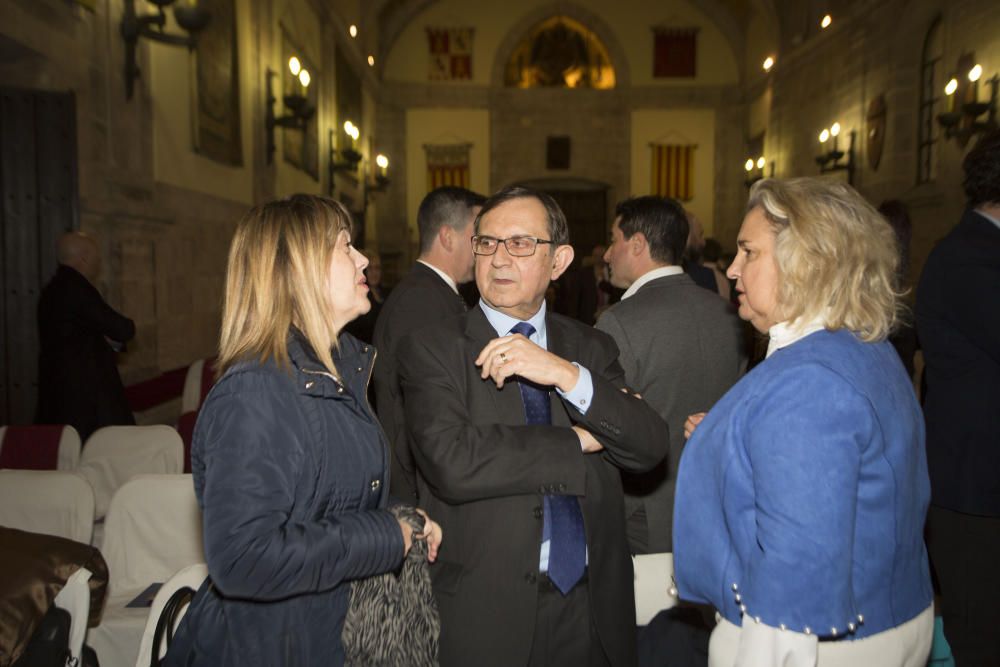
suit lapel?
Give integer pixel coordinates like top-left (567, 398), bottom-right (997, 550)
top-left (464, 307), bottom-right (527, 425)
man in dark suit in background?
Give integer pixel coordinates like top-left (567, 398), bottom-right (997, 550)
top-left (373, 186), bottom-right (485, 503)
top-left (917, 129), bottom-right (1000, 666)
top-left (555, 243), bottom-right (622, 325)
top-left (681, 211), bottom-right (719, 295)
top-left (36, 231), bottom-right (135, 441)
top-left (399, 186), bottom-right (668, 667)
top-left (598, 196), bottom-right (743, 556)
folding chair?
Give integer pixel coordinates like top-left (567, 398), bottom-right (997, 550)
top-left (86, 474), bottom-right (203, 667)
top-left (633, 552), bottom-right (678, 625)
top-left (134, 563), bottom-right (208, 667)
top-left (180, 358), bottom-right (215, 414)
top-left (78, 425), bottom-right (184, 521)
top-left (0, 469), bottom-right (96, 544)
top-left (0, 424), bottom-right (81, 470)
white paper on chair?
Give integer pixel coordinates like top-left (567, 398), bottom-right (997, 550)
top-left (633, 552), bottom-right (678, 626)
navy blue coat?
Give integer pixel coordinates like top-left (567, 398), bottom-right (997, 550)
top-left (917, 209), bottom-right (1000, 515)
top-left (165, 331), bottom-right (404, 666)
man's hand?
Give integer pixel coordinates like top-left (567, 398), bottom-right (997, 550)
top-left (475, 334), bottom-right (579, 391)
top-left (572, 426), bottom-right (604, 453)
top-left (684, 412), bottom-right (707, 440)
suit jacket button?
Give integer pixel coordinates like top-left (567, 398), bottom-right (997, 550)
top-left (533, 506), bottom-right (542, 518)
top-left (370, 479), bottom-right (381, 492)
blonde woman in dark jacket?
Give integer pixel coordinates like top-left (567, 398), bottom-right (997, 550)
top-left (165, 194), bottom-right (441, 666)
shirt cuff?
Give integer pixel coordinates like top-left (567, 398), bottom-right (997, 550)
top-left (556, 363), bottom-right (593, 415)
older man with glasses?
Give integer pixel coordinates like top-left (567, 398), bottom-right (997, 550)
top-left (397, 185), bottom-right (668, 667)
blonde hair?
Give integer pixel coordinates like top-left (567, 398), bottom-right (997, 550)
top-left (747, 178), bottom-right (901, 342)
top-left (217, 194), bottom-right (353, 378)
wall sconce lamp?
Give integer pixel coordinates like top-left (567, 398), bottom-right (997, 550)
top-left (265, 57), bottom-right (315, 164)
top-left (744, 156), bottom-right (772, 187)
top-left (332, 121), bottom-right (363, 171)
top-left (815, 122), bottom-right (855, 183)
top-left (366, 154), bottom-right (391, 199)
top-left (327, 122), bottom-right (366, 196)
top-left (937, 62), bottom-right (998, 144)
top-left (121, 0), bottom-right (211, 100)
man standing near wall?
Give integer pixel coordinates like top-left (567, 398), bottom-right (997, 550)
top-left (917, 129), bottom-right (1000, 666)
top-left (36, 231), bottom-right (135, 441)
top-left (374, 186), bottom-right (485, 504)
top-left (598, 196), bottom-right (743, 555)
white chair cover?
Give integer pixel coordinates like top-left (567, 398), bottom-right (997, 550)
top-left (134, 563), bottom-right (208, 667)
top-left (0, 424), bottom-right (81, 470)
top-left (633, 552), bottom-right (678, 626)
top-left (53, 566), bottom-right (93, 665)
top-left (180, 359), bottom-right (206, 414)
top-left (87, 474), bottom-right (203, 667)
top-left (0, 469), bottom-right (95, 544)
top-left (79, 425), bottom-right (184, 520)
top-left (57, 425), bottom-right (82, 470)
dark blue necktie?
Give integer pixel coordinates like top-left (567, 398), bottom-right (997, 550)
top-left (510, 321), bottom-right (586, 595)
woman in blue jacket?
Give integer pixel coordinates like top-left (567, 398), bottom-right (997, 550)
top-left (166, 194), bottom-right (441, 665)
top-left (674, 178), bottom-right (933, 666)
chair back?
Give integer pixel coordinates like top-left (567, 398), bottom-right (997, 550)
top-left (633, 552), bottom-right (678, 625)
top-left (0, 469), bottom-right (96, 544)
top-left (0, 424), bottom-right (81, 470)
top-left (79, 425), bottom-right (184, 520)
top-left (134, 563), bottom-right (209, 667)
top-left (175, 412), bottom-right (198, 474)
top-left (100, 474), bottom-right (203, 596)
top-left (180, 358), bottom-right (215, 414)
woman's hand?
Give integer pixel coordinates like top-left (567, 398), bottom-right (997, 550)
top-left (414, 509), bottom-right (443, 563)
top-left (398, 518), bottom-right (415, 556)
top-left (684, 412), bottom-right (707, 440)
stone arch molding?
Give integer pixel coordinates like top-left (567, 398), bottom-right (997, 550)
top-left (490, 3), bottom-right (632, 88)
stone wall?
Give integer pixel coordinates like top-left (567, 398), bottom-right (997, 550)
top-left (762, 0), bottom-right (1000, 288)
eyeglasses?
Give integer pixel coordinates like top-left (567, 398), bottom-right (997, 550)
top-left (471, 235), bottom-right (555, 257)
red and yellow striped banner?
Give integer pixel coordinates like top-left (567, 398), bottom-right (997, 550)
top-left (651, 144), bottom-right (695, 200)
top-left (425, 143), bottom-right (472, 192)
top-left (427, 165), bottom-right (470, 190)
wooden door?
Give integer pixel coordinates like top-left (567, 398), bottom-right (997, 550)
top-left (0, 88), bottom-right (78, 425)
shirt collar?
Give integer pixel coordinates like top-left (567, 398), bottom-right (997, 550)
top-left (621, 265), bottom-right (684, 300)
top-left (417, 259), bottom-right (459, 294)
top-left (974, 207), bottom-right (1000, 231)
top-left (479, 298), bottom-right (548, 347)
top-left (766, 314), bottom-right (828, 358)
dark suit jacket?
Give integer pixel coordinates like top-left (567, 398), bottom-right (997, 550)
top-left (682, 261), bottom-right (719, 294)
top-left (35, 264), bottom-right (135, 441)
top-left (373, 262), bottom-right (467, 503)
top-left (916, 209), bottom-right (1000, 515)
top-left (398, 306), bottom-right (669, 667)
top-left (596, 273), bottom-right (744, 553)
top-left (556, 265), bottom-right (622, 325)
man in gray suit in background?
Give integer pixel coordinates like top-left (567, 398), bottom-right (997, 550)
top-left (597, 196), bottom-right (744, 554)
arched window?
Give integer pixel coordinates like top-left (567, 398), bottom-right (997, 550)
top-left (504, 16), bottom-right (615, 89)
top-left (917, 17), bottom-right (942, 184)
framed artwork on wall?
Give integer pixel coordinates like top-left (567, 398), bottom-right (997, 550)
top-left (191, 0), bottom-right (243, 166)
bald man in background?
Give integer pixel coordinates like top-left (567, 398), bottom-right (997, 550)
top-left (35, 232), bottom-right (135, 440)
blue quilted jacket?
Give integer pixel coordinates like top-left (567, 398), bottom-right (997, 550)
top-left (165, 331), bottom-right (404, 666)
